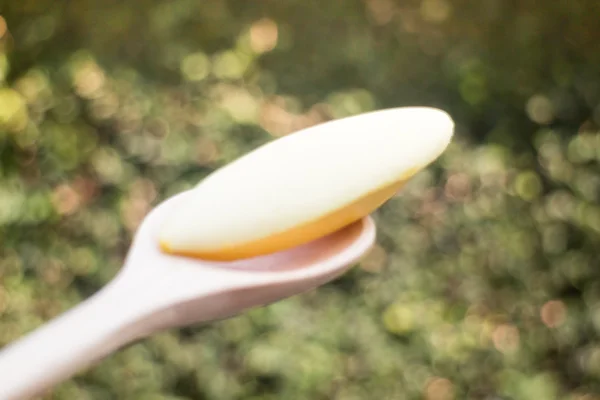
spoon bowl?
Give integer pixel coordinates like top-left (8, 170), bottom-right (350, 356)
top-left (120, 190), bottom-right (376, 332)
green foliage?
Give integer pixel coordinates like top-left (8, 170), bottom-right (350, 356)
top-left (1, 0), bottom-right (600, 399)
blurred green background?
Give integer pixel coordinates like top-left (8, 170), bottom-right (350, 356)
top-left (1, 1), bottom-right (599, 399)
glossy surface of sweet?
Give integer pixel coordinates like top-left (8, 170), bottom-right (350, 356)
top-left (159, 107), bottom-right (454, 260)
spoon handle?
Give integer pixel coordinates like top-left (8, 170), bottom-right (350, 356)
top-left (0, 280), bottom-right (146, 400)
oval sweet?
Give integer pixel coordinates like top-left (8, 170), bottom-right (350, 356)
top-left (158, 107), bottom-right (454, 261)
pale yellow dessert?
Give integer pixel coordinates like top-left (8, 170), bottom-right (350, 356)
top-left (159, 107), bottom-right (454, 261)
